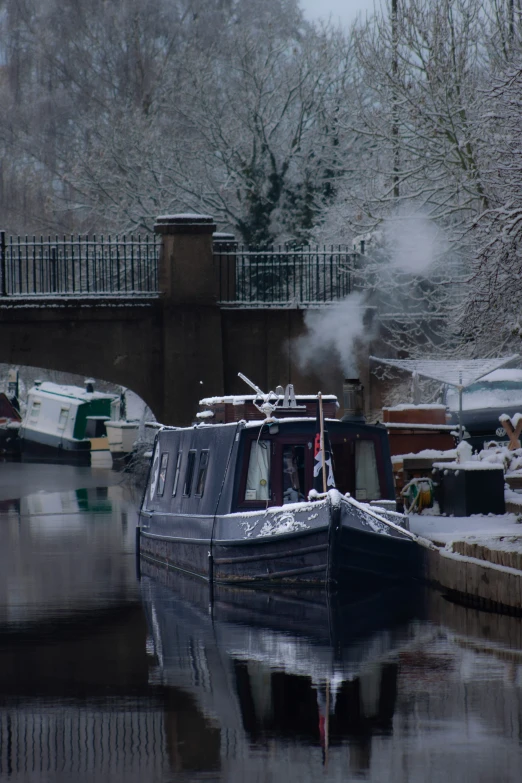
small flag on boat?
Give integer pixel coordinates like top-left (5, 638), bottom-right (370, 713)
top-left (314, 400), bottom-right (336, 492)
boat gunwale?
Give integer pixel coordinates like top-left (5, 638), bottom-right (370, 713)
top-left (139, 515), bottom-right (416, 548)
top-left (139, 524), bottom-right (327, 547)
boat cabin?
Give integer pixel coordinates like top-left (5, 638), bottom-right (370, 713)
top-left (140, 382), bottom-right (419, 588)
top-left (20, 380), bottom-right (117, 464)
top-left (145, 392), bottom-right (395, 517)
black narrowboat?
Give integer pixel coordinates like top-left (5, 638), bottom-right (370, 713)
top-left (138, 383), bottom-right (423, 587)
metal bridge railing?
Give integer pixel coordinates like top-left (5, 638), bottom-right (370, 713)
top-left (0, 233), bottom-right (159, 297)
top-left (214, 247), bottom-right (356, 306)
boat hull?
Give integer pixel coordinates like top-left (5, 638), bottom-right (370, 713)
top-left (139, 494), bottom-right (423, 588)
top-left (20, 436), bottom-right (91, 466)
top-left (211, 527), bottom-right (330, 585)
top-left (0, 425), bottom-right (21, 460)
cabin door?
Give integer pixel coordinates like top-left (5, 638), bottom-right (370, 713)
top-left (331, 440), bottom-right (355, 497)
top-left (273, 439), bottom-right (314, 505)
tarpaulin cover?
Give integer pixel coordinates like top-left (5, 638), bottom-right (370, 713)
top-left (370, 355), bottom-right (520, 389)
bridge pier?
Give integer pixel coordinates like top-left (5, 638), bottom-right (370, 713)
top-left (155, 215), bottom-right (224, 426)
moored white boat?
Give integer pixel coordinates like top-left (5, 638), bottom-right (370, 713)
top-left (20, 380), bottom-right (117, 466)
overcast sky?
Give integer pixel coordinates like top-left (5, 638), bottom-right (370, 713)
top-left (300, 0), bottom-right (377, 26)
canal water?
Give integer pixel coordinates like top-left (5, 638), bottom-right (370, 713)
top-left (0, 463), bottom-right (522, 782)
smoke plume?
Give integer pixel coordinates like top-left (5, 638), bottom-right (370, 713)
top-left (294, 292), bottom-right (369, 377)
top-left (294, 210), bottom-right (446, 376)
top-left (383, 210), bottom-right (448, 273)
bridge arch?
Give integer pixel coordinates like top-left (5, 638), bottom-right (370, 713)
top-left (0, 302), bottom-right (163, 419)
top-left (0, 215), bottom-right (348, 424)
top-left (0, 362), bottom-right (154, 424)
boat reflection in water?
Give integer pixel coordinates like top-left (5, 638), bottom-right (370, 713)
top-left (140, 559), bottom-right (427, 777)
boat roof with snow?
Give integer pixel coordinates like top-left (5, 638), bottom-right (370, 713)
top-left (27, 381), bottom-right (117, 404)
top-left (146, 384), bottom-right (395, 518)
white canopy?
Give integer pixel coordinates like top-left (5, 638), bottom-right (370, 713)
top-left (370, 355), bottom-right (520, 389)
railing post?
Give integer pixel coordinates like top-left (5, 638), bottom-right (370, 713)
top-left (0, 231), bottom-right (6, 296)
top-left (50, 247), bottom-right (57, 293)
top-left (213, 232), bottom-right (237, 303)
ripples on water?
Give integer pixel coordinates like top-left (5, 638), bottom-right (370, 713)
top-left (0, 463), bottom-right (521, 782)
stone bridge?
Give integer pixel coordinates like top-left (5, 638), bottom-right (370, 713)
top-left (0, 215), bottom-right (347, 425)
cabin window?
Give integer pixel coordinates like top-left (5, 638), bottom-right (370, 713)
top-left (57, 406), bottom-right (70, 431)
top-left (245, 440), bottom-right (271, 501)
top-left (156, 453), bottom-right (169, 496)
top-left (172, 451), bottom-right (182, 496)
top-left (183, 450), bottom-right (197, 497)
top-left (29, 400), bottom-right (41, 424)
top-left (282, 445), bottom-right (306, 503)
top-left (355, 440), bottom-right (381, 500)
top-left (195, 450), bottom-right (210, 497)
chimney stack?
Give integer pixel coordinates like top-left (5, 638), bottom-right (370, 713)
top-left (341, 378), bottom-right (365, 422)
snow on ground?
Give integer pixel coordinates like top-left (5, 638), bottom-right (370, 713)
top-left (401, 440), bottom-right (522, 553)
top-left (409, 511), bottom-right (522, 546)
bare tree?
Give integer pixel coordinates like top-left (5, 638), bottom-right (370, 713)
top-left (337, 0), bottom-right (489, 239)
top-left (462, 63), bottom-right (522, 355)
top-left (0, 0), bottom-right (196, 231)
top-left (0, 0), bottom-right (343, 241)
top-left (303, 1), bottom-right (487, 369)
top-left (161, 23), bottom-right (350, 247)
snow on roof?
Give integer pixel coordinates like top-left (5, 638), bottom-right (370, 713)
top-left (371, 355), bottom-right (519, 388)
top-left (200, 394), bottom-right (338, 405)
top-left (447, 386), bottom-right (522, 411)
top-left (478, 369), bottom-right (522, 383)
top-left (29, 382), bottom-right (116, 403)
top-left (383, 422), bottom-right (455, 431)
top-left (244, 417), bottom-right (316, 427)
top-left (156, 213), bottom-right (214, 221)
top-left (433, 460), bottom-right (504, 471)
top-left (383, 404), bottom-right (447, 411)
top-left (105, 421), bottom-right (140, 429)
top-left (166, 416), bottom-right (357, 431)
top-left (391, 449), bottom-right (458, 461)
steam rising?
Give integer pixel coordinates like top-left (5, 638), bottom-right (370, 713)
top-left (295, 210), bottom-right (444, 376)
top-left (383, 211), bottom-right (447, 272)
top-left (295, 292), bottom-right (368, 377)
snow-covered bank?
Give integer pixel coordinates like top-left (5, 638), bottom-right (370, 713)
top-left (409, 513), bottom-right (522, 547)
top-left (411, 502), bottom-right (522, 613)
